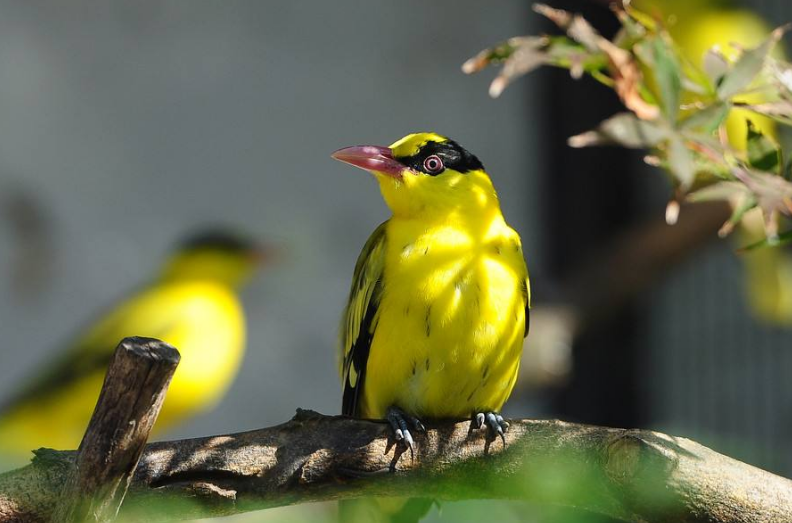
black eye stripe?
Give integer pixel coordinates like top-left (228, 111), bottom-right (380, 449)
top-left (395, 138), bottom-right (484, 176)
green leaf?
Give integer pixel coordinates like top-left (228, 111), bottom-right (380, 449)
top-left (668, 135), bottom-right (695, 187)
top-left (717, 26), bottom-right (787, 99)
top-left (651, 36), bottom-right (682, 123)
top-left (462, 37), bottom-right (540, 74)
top-left (567, 113), bottom-right (669, 149)
top-left (679, 103), bottom-right (730, 133)
top-left (746, 120), bottom-right (781, 173)
top-left (623, 3), bottom-right (658, 32)
top-left (687, 181), bottom-right (748, 203)
top-left (679, 48), bottom-right (716, 96)
top-left (732, 167), bottom-right (792, 219)
top-left (719, 194), bottom-right (758, 237)
top-left (739, 229), bottom-right (792, 251)
top-left (703, 49), bottom-right (729, 85)
top-left (544, 36), bottom-right (609, 79)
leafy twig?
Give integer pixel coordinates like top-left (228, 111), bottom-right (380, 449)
top-left (464, 2), bottom-right (792, 246)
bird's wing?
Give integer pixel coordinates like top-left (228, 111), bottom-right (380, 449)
top-left (522, 276), bottom-right (531, 338)
top-left (340, 221), bottom-right (388, 417)
top-left (0, 286), bottom-right (178, 415)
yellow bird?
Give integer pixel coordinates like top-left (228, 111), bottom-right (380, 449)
top-left (333, 132), bottom-right (530, 448)
top-left (0, 230), bottom-right (264, 458)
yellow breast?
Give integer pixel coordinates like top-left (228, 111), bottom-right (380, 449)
top-left (360, 216), bottom-right (527, 419)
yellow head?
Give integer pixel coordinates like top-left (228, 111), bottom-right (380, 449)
top-left (159, 229), bottom-right (265, 288)
top-left (332, 133), bottom-right (500, 220)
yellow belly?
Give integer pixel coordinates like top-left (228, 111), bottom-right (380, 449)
top-left (360, 221), bottom-right (526, 419)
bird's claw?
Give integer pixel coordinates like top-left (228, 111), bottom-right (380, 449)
top-left (386, 406), bottom-right (425, 457)
top-left (474, 411), bottom-right (509, 444)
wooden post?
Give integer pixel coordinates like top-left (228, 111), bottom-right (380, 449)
top-left (53, 337), bottom-right (180, 523)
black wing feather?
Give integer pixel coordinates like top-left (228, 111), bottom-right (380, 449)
top-left (339, 222), bottom-right (388, 417)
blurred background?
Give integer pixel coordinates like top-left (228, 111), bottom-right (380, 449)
top-left (0, 1), bottom-right (790, 522)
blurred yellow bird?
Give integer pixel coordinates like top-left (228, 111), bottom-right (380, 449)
top-left (0, 230), bottom-right (264, 457)
top-left (333, 132), bottom-right (530, 445)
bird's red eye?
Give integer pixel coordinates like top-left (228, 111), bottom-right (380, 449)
top-left (423, 155), bottom-right (444, 174)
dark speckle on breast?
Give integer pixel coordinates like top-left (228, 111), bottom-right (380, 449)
top-left (425, 305), bottom-right (432, 337)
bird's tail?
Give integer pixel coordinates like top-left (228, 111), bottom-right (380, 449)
top-left (338, 497), bottom-right (434, 523)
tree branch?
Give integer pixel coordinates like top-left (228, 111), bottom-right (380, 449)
top-left (54, 337), bottom-right (180, 523)
top-left (1, 410), bottom-right (790, 522)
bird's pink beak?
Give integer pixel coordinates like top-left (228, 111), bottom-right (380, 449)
top-left (331, 145), bottom-right (405, 180)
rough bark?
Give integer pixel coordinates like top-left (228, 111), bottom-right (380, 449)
top-left (0, 410), bottom-right (790, 522)
top-left (54, 337), bottom-right (180, 523)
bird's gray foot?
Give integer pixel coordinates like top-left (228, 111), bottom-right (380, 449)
top-left (386, 405), bottom-right (425, 455)
top-left (474, 411), bottom-right (509, 444)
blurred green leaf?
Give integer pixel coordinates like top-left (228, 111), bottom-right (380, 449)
top-left (668, 135), bottom-right (695, 187)
top-left (568, 112), bottom-right (669, 148)
top-left (746, 120), bottom-right (782, 173)
top-left (703, 49), bottom-right (729, 85)
top-left (718, 26), bottom-right (787, 99)
top-left (544, 36), bottom-right (609, 80)
top-left (613, 17), bottom-right (644, 46)
top-left (732, 167), bottom-right (792, 218)
top-left (680, 103), bottom-right (729, 133)
top-left (623, 3), bottom-right (658, 32)
top-left (534, 4), bottom-right (600, 52)
top-left (651, 37), bottom-right (682, 122)
top-left (462, 37), bottom-right (543, 74)
top-left (487, 38), bottom-right (549, 98)
top-left (633, 39), bottom-right (654, 69)
top-left (688, 181), bottom-right (749, 203)
top-left (721, 194), bottom-right (758, 237)
top-left (678, 46), bottom-right (717, 96)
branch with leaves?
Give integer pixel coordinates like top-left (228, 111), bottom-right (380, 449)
top-left (464, 2), bottom-right (792, 248)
